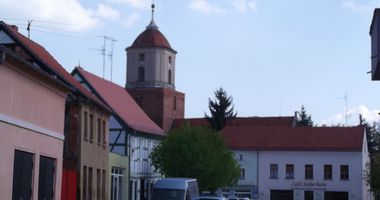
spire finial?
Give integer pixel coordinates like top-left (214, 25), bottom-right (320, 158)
top-left (146, 3), bottom-right (158, 30)
top-left (151, 3), bottom-right (155, 21)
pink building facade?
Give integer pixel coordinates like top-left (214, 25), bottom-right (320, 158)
top-left (0, 47), bottom-right (69, 199)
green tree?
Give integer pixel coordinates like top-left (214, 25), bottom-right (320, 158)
top-left (150, 125), bottom-right (240, 192)
top-left (205, 87), bottom-right (237, 131)
top-left (360, 115), bottom-right (380, 193)
top-left (296, 105), bottom-right (313, 127)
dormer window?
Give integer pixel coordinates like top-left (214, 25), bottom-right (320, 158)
top-left (139, 53), bottom-right (145, 61)
top-left (138, 66), bottom-right (145, 82)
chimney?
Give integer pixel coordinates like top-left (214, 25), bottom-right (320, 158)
top-left (9, 25), bottom-right (18, 32)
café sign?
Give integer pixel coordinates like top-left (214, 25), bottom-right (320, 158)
top-left (291, 181), bottom-right (326, 188)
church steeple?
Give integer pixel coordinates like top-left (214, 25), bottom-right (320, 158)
top-left (125, 3), bottom-right (184, 132)
top-left (146, 4), bottom-right (158, 30)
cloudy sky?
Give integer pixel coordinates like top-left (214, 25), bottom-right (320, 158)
top-left (1, 0), bottom-right (380, 125)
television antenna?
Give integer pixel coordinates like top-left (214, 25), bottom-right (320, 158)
top-left (337, 91), bottom-right (349, 126)
top-left (89, 35), bottom-right (117, 80)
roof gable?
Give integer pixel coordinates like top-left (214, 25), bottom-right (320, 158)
top-left (74, 67), bottom-right (164, 136)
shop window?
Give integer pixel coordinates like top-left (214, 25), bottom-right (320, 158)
top-left (12, 150), bottom-right (34, 200)
top-left (340, 165), bottom-right (349, 180)
top-left (270, 164), bottom-right (278, 179)
top-left (285, 164), bottom-right (294, 179)
top-left (324, 165), bottom-right (332, 180)
top-left (305, 164), bottom-right (313, 179)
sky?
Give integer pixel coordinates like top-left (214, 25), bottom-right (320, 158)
top-left (1, 0), bottom-right (380, 126)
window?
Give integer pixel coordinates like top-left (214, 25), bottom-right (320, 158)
top-left (84, 111), bottom-right (88, 140)
top-left (111, 167), bottom-right (124, 200)
top-left (90, 114), bottom-right (94, 142)
top-left (102, 120), bottom-right (106, 146)
top-left (285, 164), bottom-right (294, 179)
top-left (305, 165), bottom-right (313, 180)
top-left (83, 166), bottom-right (87, 199)
top-left (135, 95), bottom-right (142, 106)
top-left (97, 118), bottom-right (101, 144)
top-left (102, 170), bottom-right (106, 200)
top-left (169, 56), bottom-right (172, 63)
top-left (324, 165), bottom-right (332, 180)
top-left (12, 150), bottom-right (34, 200)
top-left (340, 165), bottom-right (349, 180)
top-left (240, 168), bottom-right (245, 179)
top-left (168, 69), bottom-right (172, 84)
top-left (97, 169), bottom-right (101, 199)
top-left (139, 53), bottom-right (145, 61)
top-left (89, 167), bottom-right (93, 200)
top-left (239, 154), bottom-right (243, 161)
top-left (270, 164), bottom-right (278, 179)
top-left (305, 191), bottom-right (314, 200)
top-left (173, 96), bottom-right (177, 111)
top-left (38, 156), bottom-right (56, 200)
top-left (138, 66), bottom-right (145, 82)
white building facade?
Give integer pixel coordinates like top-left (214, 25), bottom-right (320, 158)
top-left (258, 150), bottom-right (370, 200)
top-left (221, 126), bottom-right (371, 200)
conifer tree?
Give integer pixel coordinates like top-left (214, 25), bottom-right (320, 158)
top-left (296, 105), bottom-right (313, 127)
top-left (205, 87), bottom-right (237, 131)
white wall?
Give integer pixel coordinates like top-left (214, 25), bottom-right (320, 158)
top-left (258, 151), bottom-right (367, 200)
top-left (234, 150), bottom-right (258, 186)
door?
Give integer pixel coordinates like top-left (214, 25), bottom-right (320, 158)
top-left (38, 156), bottom-right (55, 200)
top-left (12, 150), bottom-right (34, 200)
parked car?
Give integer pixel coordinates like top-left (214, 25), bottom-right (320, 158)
top-left (192, 196), bottom-right (227, 200)
top-left (151, 178), bottom-right (199, 200)
top-left (227, 198), bottom-right (250, 200)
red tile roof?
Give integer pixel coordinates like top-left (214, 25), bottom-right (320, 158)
top-left (128, 29), bottom-right (175, 52)
top-left (0, 21), bottom-right (109, 111)
top-left (75, 67), bottom-right (164, 136)
top-left (226, 116), bottom-right (296, 127)
top-left (221, 126), bottom-right (365, 152)
top-left (171, 116), bottom-right (295, 130)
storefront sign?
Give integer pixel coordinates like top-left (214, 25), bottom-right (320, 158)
top-left (291, 181), bottom-right (326, 188)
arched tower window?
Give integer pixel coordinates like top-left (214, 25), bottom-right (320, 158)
top-left (168, 70), bottom-right (172, 85)
top-left (138, 66), bottom-right (145, 82)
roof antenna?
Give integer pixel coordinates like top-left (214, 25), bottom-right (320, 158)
top-left (27, 20), bottom-right (33, 39)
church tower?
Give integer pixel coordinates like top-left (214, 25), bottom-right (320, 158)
top-left (125, 4), bottom-right (184, 132)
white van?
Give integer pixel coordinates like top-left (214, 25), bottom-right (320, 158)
top-left (151, 178), bottom-right (199, 200)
